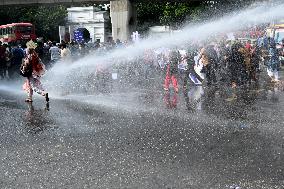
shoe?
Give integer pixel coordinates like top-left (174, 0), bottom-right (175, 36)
top-left (45, 93), bottom-right (49, 102)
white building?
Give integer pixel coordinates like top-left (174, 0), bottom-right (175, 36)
top-left (60, 6), bottom-right (112, 43)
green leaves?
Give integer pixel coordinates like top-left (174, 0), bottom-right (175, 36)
top-left (0, 5), bottom-right (67, 41)
top-left (137, 2), bottom-right (204, 29)
top-left (136, 0), bottom-right (257, 29)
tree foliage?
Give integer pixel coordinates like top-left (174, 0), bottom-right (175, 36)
top-left (0, 5), bottom-right (67, 41)
top-left (0, 1), bottom-right (257, 40)
top-left (136, 0), bottom-right (258, 30)
top-left (137, 1), bottom-right (209, 30)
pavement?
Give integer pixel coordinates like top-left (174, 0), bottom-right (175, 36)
top-left (0, 77), bottom-right (283, 189)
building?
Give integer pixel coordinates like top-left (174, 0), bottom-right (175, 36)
top-left (60, 6), bottom-right (112, 43)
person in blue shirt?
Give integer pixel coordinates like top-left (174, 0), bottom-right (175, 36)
top-left (266, 39), bottom-right (280, 82)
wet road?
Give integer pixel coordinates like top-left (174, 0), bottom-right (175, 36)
top-left (0, 81), bottom-right (283, 189)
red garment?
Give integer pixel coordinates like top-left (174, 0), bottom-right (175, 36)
top-left (164, 92), bottom-right (177, 109)
top-left (22, 52), bottom-right (45, 95)
top-left (30, 53), bottom-right (44, 74)
top-left (164, 64), bottom-right (178, 91)
top-left (245, 43), bottom-right (251, 51)
top-left (23, 76), bottom-right (43, 94)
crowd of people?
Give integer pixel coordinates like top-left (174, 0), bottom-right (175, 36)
top-left (0, 39), bottom-right (129, 80)
top-left (0, 33), bottom-right (283, 102)
top-left (117, 36), bottom-right (283, 93)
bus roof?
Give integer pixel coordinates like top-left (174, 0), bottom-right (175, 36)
top-left (0, 23), bottom-right (33, 28)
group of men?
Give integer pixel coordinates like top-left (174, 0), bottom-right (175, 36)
top-left (0, 42), bottom-right (25, 79)
top-left (0, 41), bottom-right (73, 80)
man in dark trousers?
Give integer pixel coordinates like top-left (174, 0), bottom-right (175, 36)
top-left (0, 42), bottom-right (7, 79)
top-left (183, 45), bottom-right (203, 89)
top-left (10, 44), bottom-right (25, 79)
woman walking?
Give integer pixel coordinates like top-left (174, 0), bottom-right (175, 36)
top-left (21, 40), bottom-right (49, 103)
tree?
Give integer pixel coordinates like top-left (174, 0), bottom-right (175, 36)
top-left (136, 0), bottom-right (258, 31)
top-left (0, 5), bottom-right (67, 41)
top-left (31, 6), bottom-right (67, 41)
top-left (136, 2), bottom-right (205, 30)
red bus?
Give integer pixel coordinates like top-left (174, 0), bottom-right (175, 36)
top-left (0, 23), bottom-right (36, 43)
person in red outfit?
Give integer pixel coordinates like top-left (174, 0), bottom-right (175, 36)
top-left (164, 50), bottom-right (180, 93)
top-left (21, 41), bottom-right (49, 103)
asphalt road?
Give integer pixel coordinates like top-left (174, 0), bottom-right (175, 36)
top-left (0, 80), bottom-right (283, 189)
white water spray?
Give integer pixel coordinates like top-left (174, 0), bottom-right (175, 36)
top-left (44, 1), bottom-right (284, 95)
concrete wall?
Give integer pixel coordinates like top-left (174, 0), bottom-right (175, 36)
top-left (66, 6), bottom-right (111, 43)
top-left (110, 0), bottom-right (136, 42)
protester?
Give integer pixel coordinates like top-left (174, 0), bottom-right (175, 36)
top-left (266, 40), bottom-right (280, 82)
top-left (183, 46), bottom-right (203, 88)
top-left (0, 42), bottom-right (7, 79)
top-left (21, 40), bottom-right (49, 103)
top-left (228, 43), bottom-right (247, 88)
top-left (49, 41), bottom-right (61, 65)
top-left (245, 40), bottom-right (252, 51)
top-left (60, 43), bottom-right (72, 62)
top-left (178, 49), bottom-right (188, 86)
top-left (250, 45), bottom-right (261, 82)
top-left (199, 45), bottom-right (217, 86)
top-left (10, 44), bottom-right (25, 79)
top-left (143, 49), bottom-right (156, 80)
top-left (238, 43), bottom-right (250, 83)
top-left (4, 44), bottom-right (11, 79)
top-left (164, 49), bottom-right (180, 92)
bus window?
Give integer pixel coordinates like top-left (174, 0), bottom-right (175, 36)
top-left (16, 26), bottom-right (33, 34)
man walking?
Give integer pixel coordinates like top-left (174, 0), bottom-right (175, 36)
top-left (49, 42), bottom-right (61, 65)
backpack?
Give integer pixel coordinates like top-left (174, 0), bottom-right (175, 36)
top-left (20, 58), bottom-right (33, 77)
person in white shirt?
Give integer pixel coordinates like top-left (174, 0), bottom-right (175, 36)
top-left (49, 42), bottom-right (61, 63)
top-left (60, 43), bottom-right (72, 62)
